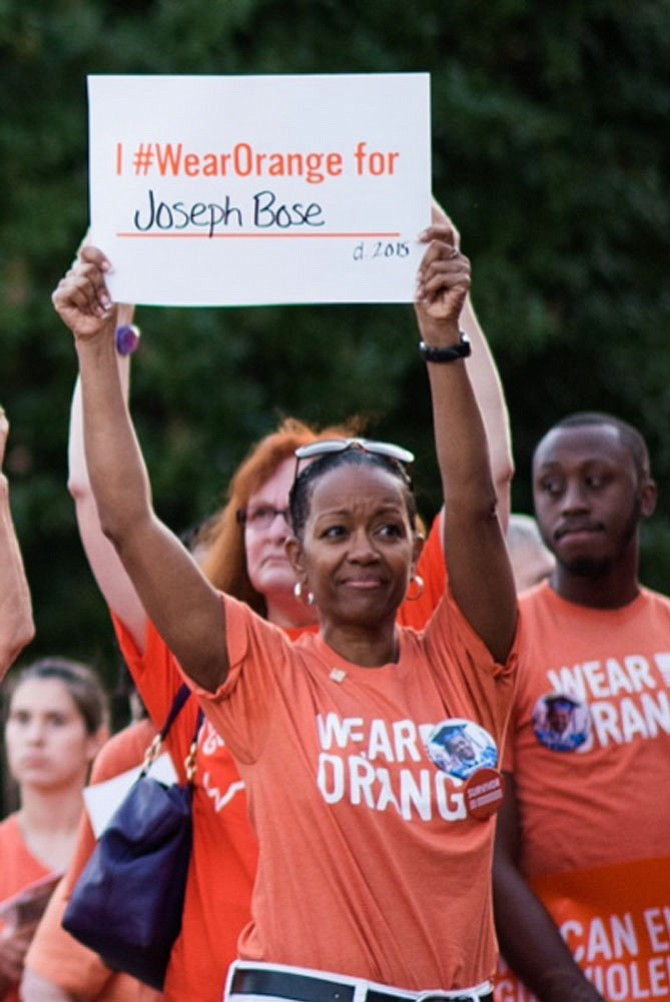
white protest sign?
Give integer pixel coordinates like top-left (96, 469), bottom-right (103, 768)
top-left (88, 74), bottom-right (431, 306)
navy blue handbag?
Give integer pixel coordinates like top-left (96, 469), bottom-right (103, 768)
top-left (63, 685), bottom-right (202, 991)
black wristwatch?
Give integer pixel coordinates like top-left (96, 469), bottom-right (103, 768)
top-left (418, 332), bottom-right (471, 363)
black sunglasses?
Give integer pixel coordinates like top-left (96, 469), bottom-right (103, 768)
top-left (293, 438), bottom-right (415, 480)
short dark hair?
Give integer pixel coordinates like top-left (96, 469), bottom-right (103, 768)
top-left (289, 449), bottom-right (418, 540)
top-left (544, 412), bottom-right (651, 482)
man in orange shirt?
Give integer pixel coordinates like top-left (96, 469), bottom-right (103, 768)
top-left (494, 413), bottom-right (670, 1002)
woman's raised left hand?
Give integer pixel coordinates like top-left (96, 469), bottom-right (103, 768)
top-left (415, 225), bottom-right (471, 339)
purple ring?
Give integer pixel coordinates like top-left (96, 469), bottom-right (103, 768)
top-left (115, 324), bottom-right (141, 356)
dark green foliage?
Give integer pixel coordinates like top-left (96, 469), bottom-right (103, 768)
top-left (1, 0), bottom-right (669, 689)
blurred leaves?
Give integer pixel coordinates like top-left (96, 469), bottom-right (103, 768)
top-left (1, 0), bottom-right (669, 686)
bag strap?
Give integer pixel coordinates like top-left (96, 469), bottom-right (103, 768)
top-left (185, 707), bottom-right (205, 783)
top-left (160, 683), bottom-right (192, 740)
top-left (143, 684), bottom-right (202, 780)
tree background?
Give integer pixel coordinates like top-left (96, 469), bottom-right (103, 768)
top-left (2, 0), bottom-right (669, 708)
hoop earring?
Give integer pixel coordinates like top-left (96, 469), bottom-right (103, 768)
top-left (293, 580), bottom-right (315, 607)
top-left (406, 574), bottom-right (425, 602)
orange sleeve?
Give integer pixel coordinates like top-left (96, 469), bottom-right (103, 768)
top-left (111, 613), bottom-right (201, 774)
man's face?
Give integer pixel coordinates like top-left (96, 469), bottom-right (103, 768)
top-left (546, 703), bottom-right (572, 733)
top-left (532, 424), bottom-right (646, 578)
top-left (446, 734), bottom-right (476, 762)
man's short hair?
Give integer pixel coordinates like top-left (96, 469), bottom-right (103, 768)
top-left (547, 411), bottom-right (651, 482)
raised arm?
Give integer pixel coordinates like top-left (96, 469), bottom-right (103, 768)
top-left (493, 775), bottom-right (606, 1002)
top-left (432, 198), bottom-right (513, 530)
top-left (0, 409), bottom-right (35, 676)
top-left (52, 247), bottom-right (228, 692)
top-left (67, 327), bottom-right (149, 651)
top-left (415, 226), bottom-right (517, 663)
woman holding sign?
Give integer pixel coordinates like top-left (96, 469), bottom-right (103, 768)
top-left (53, 222), bottom-right (517, 1002)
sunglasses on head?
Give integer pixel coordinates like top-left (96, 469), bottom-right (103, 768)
top-left (293, 438), bottom-right (415, 480)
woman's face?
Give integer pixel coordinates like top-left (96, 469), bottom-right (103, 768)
top-left (244, 456), bottom-right (298, 605)
top-left (289, 463), bottom-right (418, 630)
top-left (5, 678), bottom-right (100, 792)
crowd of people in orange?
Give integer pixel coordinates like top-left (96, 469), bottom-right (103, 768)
top-left (2, 201), bottom-right (667, 1002)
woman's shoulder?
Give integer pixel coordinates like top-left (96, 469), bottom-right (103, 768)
top-left (0, 814), bottom-right (52, 904)
top-left (225, 592), bottom-right (293, 646)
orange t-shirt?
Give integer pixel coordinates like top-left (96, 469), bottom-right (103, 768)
top-left (113, 615), bottom-right (259, 1002)
top-left (24, 718), bottom-right (161, 1002)
top-left (0, 814), bottom-right (52, 1002)
top-left (495, 582), bottom-right (670, 1002)
top-left (192, 590), bottom-right (517, 992)
top-left (507, 582), bottom-right (670, 876)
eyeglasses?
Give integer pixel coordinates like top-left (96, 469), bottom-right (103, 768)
top-left (236, 505), bottom-right (291, 530)
top-left (293, 438), bottom-right (415, 480)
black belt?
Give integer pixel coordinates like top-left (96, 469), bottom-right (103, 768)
top-left (230, 967), bottom-right (493, 1002)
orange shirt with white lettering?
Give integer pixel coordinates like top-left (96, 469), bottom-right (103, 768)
top-left (191, 591), bottom-right (517, 992)
top-left (507, 582), bottom-right (670, 877)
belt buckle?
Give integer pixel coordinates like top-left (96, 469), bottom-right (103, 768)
top-left (416, 995), bottom-right (463, 1002)
top-left (416, 995), bottom-right (479, 1002)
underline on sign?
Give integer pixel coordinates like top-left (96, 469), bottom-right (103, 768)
top-left (115, 232), bottom-right (402, 239)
